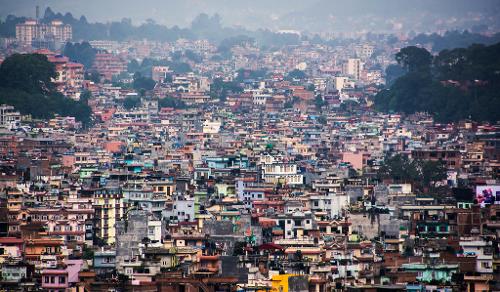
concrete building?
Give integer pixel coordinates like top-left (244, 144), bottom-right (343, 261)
top-left (343, 58), bottom-right (364, 80)
top-left (16, 19), bottom-right (71, 48)
top-left (0, 104), bottom-right (21, 129)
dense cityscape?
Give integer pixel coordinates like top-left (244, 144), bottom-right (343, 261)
top-left (0, 2), bottom-right (499, 292)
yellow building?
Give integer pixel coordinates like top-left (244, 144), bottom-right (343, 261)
top-left (93, 188), bottom-right (127, 245)
top-left (149, 180), bottom-right (176, 199)
top-left (271, 274), bottom-right (308, 292)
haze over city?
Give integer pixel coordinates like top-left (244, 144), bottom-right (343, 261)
top-left (1, 0), bottom-right (500, 32)
top-left (0, 0), bottom-right (499, 291)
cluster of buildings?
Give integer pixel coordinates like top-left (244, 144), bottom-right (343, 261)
top-left (0, 21), bottom-right (499, 292)
top-left (1, 98), bottom-right (499, 291)
top-left (15, 19), bottom-right (72, 50)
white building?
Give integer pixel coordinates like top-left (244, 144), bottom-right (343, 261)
top-left (310, 193), bottom-right (350, 218)
top-left (261, 163), bottom-right (303, 186)
top-left (459, 237), bottom-right (493, 274)
top-left (152, 66), bottom-right (171, 83)
top-left (202, 120), bottom-right (222, 134)
top-left (16, 19), bottom-right (72, 48)
top-left (0, 104), bottom-right (21, 129)
top-left (162, 195), bottom-right (195, 222)
top-left (343, 58), bottom-right (364, 80)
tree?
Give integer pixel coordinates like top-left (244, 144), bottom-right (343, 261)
top-left (184, 50), bottom-right (203, 63)
top-left (379, 154), bottom-right (449, 192)
top-left (378, 154), bottom-right (419, 183)
top-left (395, 46), bottom-right (432, 74)
top-left (375, 43), bottom-right (500, 123)
top-left (0, 54), bottom-right (92, 124)
top-left (210, 78), bottom-right (243, 101)
top-left (385, 64), bottom-right (406, 86)
top-left (133, 74), bottom-right (156, 91)
top-left (317, 115), bottom-right (327, 125)
top-left (63, 41), bottom-right (97, 68)
top-left (0, 15), bottom-right (28, 37)
top-left (85, 70), bottom-right (101, 83)
top-left (286, 69), bottom-right (307, 80)
top-left (410, 30), bottom-right (500, 52)
top-left (235, 68), bottom-right (268, 82)
top-left (417, 160), bottom-right (447, 189)
top-left (80, 90), bottom-right (92, 104)
top-left (141, 237), bottom-right (151, 248)
top-left (314, 95), bottom-right (327, 110)
top-left (0, 54), bottom-right (56, 94)
top-left (82, 246), bottom-right (94, 260)
top-left (123, 96), bottom-right (141, 109)
top-left (158, 96), bottom-right (187, 109)
top-left (127, 59), bottom-right (140, 73)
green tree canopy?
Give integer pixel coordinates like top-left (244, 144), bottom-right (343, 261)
top-left (133, 73), bottom-right (156, 91)
top-left (286, 69), bottom-right (307, 80)
top-left (378, 154), bottom-right (448, 190)
top-left (395, 46), bottom-right (432, 74)
top-left (0, 53), bottom-right (92, 124)
top-left (63, 41), bottom-right (97, 68)
top-left (158, 96), bottom-right (187, 109)
top-left (122, 96), bottom-right (141, 110)
top-left (0, 53), bottom-right (56, 94)
top-left (376, 43), bottom-right (500, 122)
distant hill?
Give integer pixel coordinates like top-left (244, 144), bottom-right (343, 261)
top-left (0, 0), bottom-right (498, 32)
top-left (410, 31), bottom-right (500, 52)
top-left (281, 0), bottom-right (500, 33)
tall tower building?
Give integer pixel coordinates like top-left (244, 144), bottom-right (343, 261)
top-left (343, 58), bottom-right (364, 81)
top-left (16, 19), bottom-right (72, 48)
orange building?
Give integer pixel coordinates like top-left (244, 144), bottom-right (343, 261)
top-left (25, 238), bottom-right (65, 263)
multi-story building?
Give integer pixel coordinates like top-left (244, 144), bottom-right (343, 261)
top-left (16, 19), bottom-right (72, 48)
top-left (43, 54), bottom-right (84, 99)
top-left (92, 188), bottom-right (127, 245)
top-left (0, 104), bottom-right (21, 129)
top-left (91, 53), bottom-right (127, 81)
top-left (343, 58), bottom-right (364, 80)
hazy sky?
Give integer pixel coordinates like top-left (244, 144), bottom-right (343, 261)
top-left (1, 0), bottom-right (499, 33)
top-left (0, 0), bottom-right (309, 26)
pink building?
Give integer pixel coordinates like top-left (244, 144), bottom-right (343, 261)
top-left (42, 259), bottom-right (83, 291)
top-left (342, 152), bottom-right (370, 170)
top-left (92, 53), bottom-right (127, 81)
top-left (42, 269), bottom-right (69, 290)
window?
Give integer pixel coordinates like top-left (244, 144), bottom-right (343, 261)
top-left (481, 262), bottom-right (491, 269)
top-left (45, 276), bottom-right (50, 283)
top-left (50, 276), bottom-right (55, 283)
top-left (59, 276), bottom-right (66, 284)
